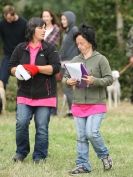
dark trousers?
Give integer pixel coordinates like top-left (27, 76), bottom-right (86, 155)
top-left (0, 55), bottom-right (10, 88)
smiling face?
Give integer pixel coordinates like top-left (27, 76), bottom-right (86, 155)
top-left (76, 35), bottom-right (92, 55)
top-left (61, 15), bottom-right (68, 28)
top-left (33, 24), bottom-right (46, 42)
top-left (42, 11), bottom-right (53, 26)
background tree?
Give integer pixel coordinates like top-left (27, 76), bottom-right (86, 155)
top-left (0, 0), bottom-right (133, 110)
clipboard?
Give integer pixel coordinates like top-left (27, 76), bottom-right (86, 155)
top-left (64, 63), bottom-right (89, 88)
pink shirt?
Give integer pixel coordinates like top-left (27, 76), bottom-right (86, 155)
top-left (17, 42), bottom-right (56, 107)
top-left (72, 104), bottom-right (107, 118)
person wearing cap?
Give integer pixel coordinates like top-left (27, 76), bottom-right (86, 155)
top-left (0, 5), bottom-right (27, 88)
top-left (59, 11), bottom-right (79, 117)
top-left (63, 24), bottom-right (113, 174)
top-left (9, 17), bottom-right (61, 163)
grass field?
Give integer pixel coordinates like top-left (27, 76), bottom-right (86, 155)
top-left (0, 101), bottom-right (133, 177)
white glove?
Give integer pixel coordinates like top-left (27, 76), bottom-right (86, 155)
top-left (15, 65), bottom-right (31, 81)
top-left (15, 69), bottom-right (24, 80)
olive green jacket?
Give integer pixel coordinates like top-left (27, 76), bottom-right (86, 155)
top-left (63, 51), bottom-right (113, 104)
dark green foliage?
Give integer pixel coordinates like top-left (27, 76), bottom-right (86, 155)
top-left (6, 77), bottom-right (17, 112)
top-left (0, 0), bottom-right (133, 111)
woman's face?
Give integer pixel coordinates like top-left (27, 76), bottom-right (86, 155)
top-left (42, 11), bottom-right (52, 26)
top-left (76, 35), bottom-right (92, 54)
top-left (61, 15), bottom-right (68, 28)
top-left (33, 24), bottom-right (46, 41)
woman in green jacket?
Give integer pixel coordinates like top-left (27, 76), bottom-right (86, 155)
top-left (63, 24), bottom-right (113, 175)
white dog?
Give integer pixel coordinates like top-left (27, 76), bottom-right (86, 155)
top-left (0, 80), bottom-right (6, 113)
top-left (107, 70), bottom-right (121, 108)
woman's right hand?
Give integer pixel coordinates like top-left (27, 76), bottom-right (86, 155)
top-left (66, 78), bottom-right (77, 86)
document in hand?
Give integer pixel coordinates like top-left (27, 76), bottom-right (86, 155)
top-left (64, 63), bottom-right (89, 88)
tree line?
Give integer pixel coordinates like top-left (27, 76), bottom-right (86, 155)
top-left (0, 0), bottom-right (133, 99)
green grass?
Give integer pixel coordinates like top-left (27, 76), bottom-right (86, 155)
top-left (0, 102), bottom-right (133, 177)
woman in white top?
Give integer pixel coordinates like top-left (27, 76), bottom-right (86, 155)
top-left (41, 10), bottom-right (60, 115)
top-left (41, 10), bottom-right (60, 47)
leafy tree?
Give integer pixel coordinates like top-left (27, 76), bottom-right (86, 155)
top-left (0, 0), bottom-right (133, 100)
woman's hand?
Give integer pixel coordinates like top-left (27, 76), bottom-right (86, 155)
top-left (82, 75), bottom-right (94, 85)
top-left (66, 78), bottom-right (78, 86)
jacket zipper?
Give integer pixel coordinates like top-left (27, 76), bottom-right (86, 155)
top-left (46, 79), bottom-right (50, 96)
top-left (84, 61), bottom-right (87, 103)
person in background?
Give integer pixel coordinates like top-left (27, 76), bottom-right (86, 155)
top-left (63, 24), bottom-right (113, 175)
top-left (126, 26), bottom-right (133, 103)
top-left (41, 10), bottom-right (60, 47)
top-left (9, 17), bottom-right (61, 163)
top-left (59, 11), bottom-right (79, 117)
top-left (41, 9), bottom-right (60, 115)
top-left (0, 5), bottom-right (27, 88)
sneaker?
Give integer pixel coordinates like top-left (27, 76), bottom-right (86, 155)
top-left (102, 155), bottom-right (113, 170)
top-left (69, 166), bottom-right (91, 175)
top-left (12, 154), bottom-right (25, 162)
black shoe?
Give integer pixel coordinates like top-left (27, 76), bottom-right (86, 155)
top-left (13, 154), bottom-right (25, 162)
top-left (69, 166), bottom-right (91, 175)
top-left (102, 155), bottom-right (113, 170)
top-left (64, 113), bottom-right (73, 117)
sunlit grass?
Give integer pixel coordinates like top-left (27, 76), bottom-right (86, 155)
top-left (0, 102), bottom-right (133, 177)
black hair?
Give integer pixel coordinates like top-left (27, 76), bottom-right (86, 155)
top-left (25, 17), bottom-right (46, 42)
top-left (74, 24), bottom-right (97, 50)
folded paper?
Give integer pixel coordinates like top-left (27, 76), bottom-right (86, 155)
top-left (64, 63), bottom-right (89, 88)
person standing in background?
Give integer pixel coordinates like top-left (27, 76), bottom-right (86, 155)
top-left (9, 17), bottom-right (60, 163)
top-left (0, 5), bottom-right (27, 88)
top-left (41, 10), bottom-right (60, 47)
top-left (59, 11), bottom-right (79, 117)
top-left (41, 10), bottom-right (60, 115)
top-left (126, 26), bottom-right (133, 103)
top-left (63, 24), bottom-right (113, 174)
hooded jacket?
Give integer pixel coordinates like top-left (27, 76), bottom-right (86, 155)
top-left (63, 51), bottom-right (113, 104)
top-left (59, 11), bottom-right (79, 61)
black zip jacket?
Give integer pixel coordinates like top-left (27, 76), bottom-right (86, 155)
top-left (9, 41), bottom-right (61, 99)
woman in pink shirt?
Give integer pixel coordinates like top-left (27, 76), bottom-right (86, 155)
top-left (63, 24), bottom-right (113, 174)
top-left (9, 17), bottom-right (60, 163)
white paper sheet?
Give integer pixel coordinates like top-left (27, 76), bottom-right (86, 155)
top-left (65, 63), bottom-right (82, 81)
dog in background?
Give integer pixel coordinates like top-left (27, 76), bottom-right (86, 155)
top-left (107, 70), bottom-right (121, 108)
top-left (0, 80), bottom-right (6, 114)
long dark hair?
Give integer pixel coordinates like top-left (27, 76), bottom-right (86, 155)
top-left (41, 10), bottom-right (57, 25)
top-left (25, 17), bottom-right (46, 42)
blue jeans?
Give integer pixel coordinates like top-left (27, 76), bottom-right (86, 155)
top-left (0, 55), bottom-right (10, 88)
top-left (74, 113), bottom-right (109, 171)
top-left (16, 104), bottom-right (51, 160)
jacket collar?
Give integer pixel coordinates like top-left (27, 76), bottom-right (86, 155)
top-left (25, 41), bottom-right (49, 51)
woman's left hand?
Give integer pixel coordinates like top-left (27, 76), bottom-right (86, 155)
top-left (82, 75), bottom-right (94, 85)
top-left (66, 78), bottom-right (78, 86)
